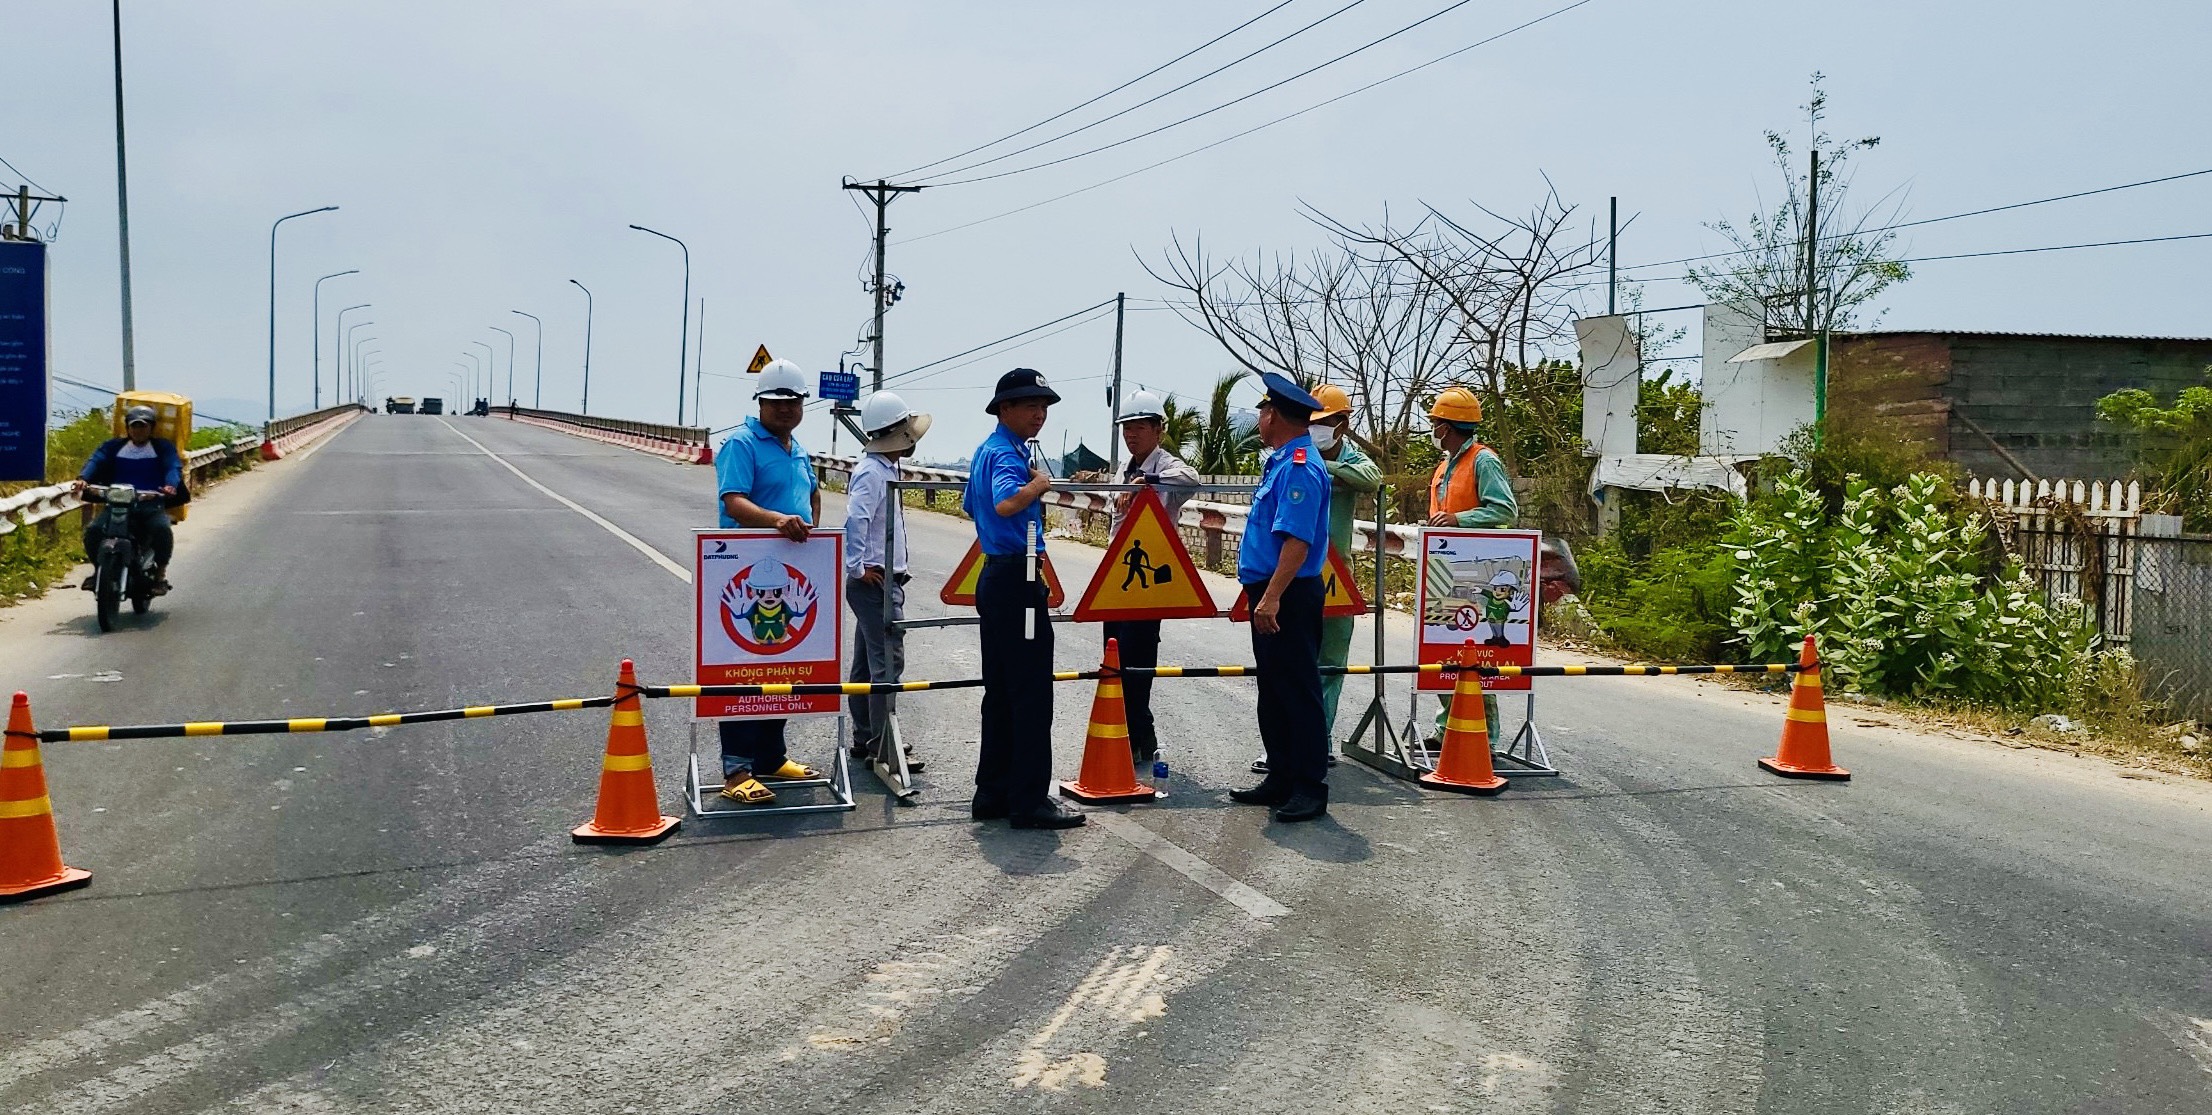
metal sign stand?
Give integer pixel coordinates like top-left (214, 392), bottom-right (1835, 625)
top-left (684, 718), bottom-right (857, 817)
top-left (1493, 695), bottom-right (1558, 777)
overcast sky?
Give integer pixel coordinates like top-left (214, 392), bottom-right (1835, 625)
top-left (10, 0), bottom-right (2210, 457)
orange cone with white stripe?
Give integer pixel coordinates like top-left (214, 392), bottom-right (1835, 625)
top-left (572, 660), bottom-right (681, 844)
top-left (1059, 639), bottom-right (1157, 804)
top-left (1758, 636), bottom-right (1849, 781)
top-left (1, 692), bottom-right (92, 902)
top-left (1419, 649), bottom-right (1508, 796)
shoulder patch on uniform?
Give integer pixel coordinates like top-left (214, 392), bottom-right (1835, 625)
top-left (1292, 447), bottom-right (1307, 464)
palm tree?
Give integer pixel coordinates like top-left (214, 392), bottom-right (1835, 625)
top-left (1159, 394), bottom-right (1203, 458)
top-left (1193, 370), bottom-right (1259, 474)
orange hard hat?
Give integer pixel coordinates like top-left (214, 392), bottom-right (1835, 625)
top-left (1310, 383), bottom-right (1352, 421)
top-left (1428, 386), bottom-right (1483, 424)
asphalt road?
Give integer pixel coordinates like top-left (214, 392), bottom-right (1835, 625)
top-left (4, 413), bottom-right (2210, 1114)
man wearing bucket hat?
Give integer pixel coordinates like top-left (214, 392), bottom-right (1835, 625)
top-left (961, 368), bottom-right (1084, 829)
top-left (843, 390), bottom-right (932, 772)
top-left (1229, 372), bottom-right (1335, 823)
top-left (1106, 389), bottom-right (1201, 769)
top-left (710, 359), bottom-right (825, 805)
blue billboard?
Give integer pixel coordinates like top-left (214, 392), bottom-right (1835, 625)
top-left (0, 240), bottom-right (48, 482)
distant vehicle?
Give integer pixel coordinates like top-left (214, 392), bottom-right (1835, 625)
top-left (468, 398), bottom-right (490, 416)
top-left (419, 397), bottom-right (445, 415)
top-left (390, 396), bottom-right (417, 415)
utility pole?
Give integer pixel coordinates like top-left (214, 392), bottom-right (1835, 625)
top-left (1607, 196), bottom-right (1618, 316)
top-left (1806, 148), bottom-right (1826, 443)
top-left (1106, 292), bottom-right (1126, 473)
top-left (112, 0), bottom-right (137, 390)
top-left (841, 179), bottom-right (923, 390)
top-left (693, 297), bottom-right (706, 428)
top-left (4, 186), bottom-right (67, 243)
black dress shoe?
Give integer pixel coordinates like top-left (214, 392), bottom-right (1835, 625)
top-left (1007, 802), bottom-right (1087, 829)
top-left (971, 796), bottom-right (1009, 821)
top-left (1228, 782), bottom-right (1292, 807)
top-left (1271, 791), bottom-right (1328, 823)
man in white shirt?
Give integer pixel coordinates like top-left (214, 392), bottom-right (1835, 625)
top-left (843, 391), bottom-right (932, 769)
top-left (1106, 390), bottom-right (1201, 768)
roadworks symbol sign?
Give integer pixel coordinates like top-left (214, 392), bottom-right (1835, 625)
top-left (940, 540), bottom-right (1067, 608)
top-left (1227, 545), bottom-right (1368, 621)
top-left (747, 344), bottom-right (774, 374)
top-left (1071, 486), bottom-right (1219, 622)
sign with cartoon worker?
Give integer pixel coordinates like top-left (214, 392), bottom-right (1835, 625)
top-left (695, 529), bottom-right (844, 719)
top-left (1414, 528), bottom-right (1542, 693)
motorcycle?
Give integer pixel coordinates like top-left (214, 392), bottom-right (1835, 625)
top-left (80, 483), bottom-right (164, 631)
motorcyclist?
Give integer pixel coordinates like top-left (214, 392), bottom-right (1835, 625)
top-left (72, 405), bottom-right (180, 595)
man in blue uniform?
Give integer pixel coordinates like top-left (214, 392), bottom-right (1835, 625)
top-left (710, 360), bottom-right (824, 805)
top-left (962, 369), bottom-right (1085, 830)
top-left (1229, 373), bottom-right (1334, 823)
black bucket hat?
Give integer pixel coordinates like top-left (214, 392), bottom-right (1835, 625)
top-left (986, 367), bottom-right (1061, 415)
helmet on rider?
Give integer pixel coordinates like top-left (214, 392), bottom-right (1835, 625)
top-left (859, 390), bottom-right (932, 454)
top-left (753, 360), bottom-right (810, 400)
top-left (124, 405), bottom-right (158, 429)
top-left (1427, 386), bottom-right (1482, 427)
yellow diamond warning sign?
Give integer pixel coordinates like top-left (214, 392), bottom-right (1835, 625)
top-left (1228, 545), bottom-right (1368, 621)
top-left (1071, 487), bottom-right (1220, 622)
top-left (940, 539), bottom-right (1066, 608)
top-left (746, 345), bottom-right (774, 374)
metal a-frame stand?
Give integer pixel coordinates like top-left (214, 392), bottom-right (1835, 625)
top-left (684, 718), bottom-right (858, 817)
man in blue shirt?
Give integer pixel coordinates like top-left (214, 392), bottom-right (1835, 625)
top-left (961, 368), bottom-right (1084, 830)
top-left (74, 406), bottom-right (182, 594)
top-left (710, 361), bottom-right (823, 805)
top-left (1229, 373), bottom-right (1334, 823)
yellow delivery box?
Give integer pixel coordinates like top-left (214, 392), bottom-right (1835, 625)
top-left (110, 391), bottom-right (194, 522)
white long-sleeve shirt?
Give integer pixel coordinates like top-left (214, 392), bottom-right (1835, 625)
top-left (1112, 446), bottom-right (1202, 531)
top-left (842, 452), bottom-right (908, 579)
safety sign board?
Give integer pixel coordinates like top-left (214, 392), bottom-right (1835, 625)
top-left (818, 370), bottom-right (860, 402)
top-left (1414, 527), bottom-right (1542, 693)
top-left (0, 240), bottom-right (48, 483)
top-left (695, 528), bottom-right (844, 719)
top-left (746, 345), bottom-right (774, 374)
top-left (1071, 487), bottom-right (1218, 621)
top-left (1227, 545), bottom-right (1368, 621)
top-left (940, 539), bottom-right (1066, 608)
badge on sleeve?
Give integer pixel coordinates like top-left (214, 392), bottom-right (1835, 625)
top-left (1292, 448), bottom-right (1308, 465)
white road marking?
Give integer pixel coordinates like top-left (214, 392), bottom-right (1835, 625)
top-left (1087, 812), bottom-right (1290, 919)
top-left (439, 420), bottom-right (692, 583)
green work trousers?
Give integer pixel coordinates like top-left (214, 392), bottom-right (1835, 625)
top-left (1319, 614), bottom-right (1354, 746)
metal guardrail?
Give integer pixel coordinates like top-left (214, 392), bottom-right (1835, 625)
top-left (0, 405), bottom-right (365, 538)
top-left (500, 405), bottom-right (711, 462)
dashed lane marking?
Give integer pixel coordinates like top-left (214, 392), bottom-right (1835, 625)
top-left (438, 419), bottom-right (692, 584)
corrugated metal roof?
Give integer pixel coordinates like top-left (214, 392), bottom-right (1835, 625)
top-left (1838, 329), bottom-right (2212, 344)
top-left (1726, 339), bottom-right (1814, 363)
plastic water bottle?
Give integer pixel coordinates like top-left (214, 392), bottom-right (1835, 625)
top-left (1151, 759), bottom-right (1169, 796)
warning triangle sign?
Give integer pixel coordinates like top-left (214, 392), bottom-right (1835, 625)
top-left (747, 345), bottom-right (774, 374)
top-left (1228, 545), bottom-right (1368, 621)
top-left (940, 540), bottom-right (1066, 608)
top-left (1071, 487), bottom-right (1219, 622)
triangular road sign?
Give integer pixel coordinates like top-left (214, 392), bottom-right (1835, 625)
top-left (1071, 487), bottom-right (1219, 622)
top-left (1228, 545), bottom-right (1368, 621)
top-left (940, 539), bottom-right (1066, 608)
top-left (747, 345), bottom-right (774, 374)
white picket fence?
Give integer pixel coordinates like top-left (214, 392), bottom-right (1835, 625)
top-left (1967, 477), bottom-right (2143, 644)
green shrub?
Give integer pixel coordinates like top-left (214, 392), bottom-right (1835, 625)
top-left (1578, 537), bottom-right (1737, 662)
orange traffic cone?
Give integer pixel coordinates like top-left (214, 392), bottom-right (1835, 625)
top-left (1, 692), bottom-right (92, 902)
top-left (1059, 639), bottom-right (1158, 804)
top-left (572, 661), bottom-right (682, 844)
top-left (1758, 636), bottom-right (1850, 781)
top-left (1419, 650), bottom-right (1508, 796)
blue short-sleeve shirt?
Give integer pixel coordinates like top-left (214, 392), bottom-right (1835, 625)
top-left (1238, 434), bottom-right (1331, 584)
top-left (963, 424), bottom-right (1046, 556)
top-left (715, 417), bottom-right (816, 528)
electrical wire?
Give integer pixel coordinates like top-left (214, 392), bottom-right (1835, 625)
top-left (898, 0), bottom-right (1598, 243)
top-left (877, 299), bottom-right (1117, 387)
top-left (0, 153), bottom-right (52, 194)
top-left (926, 0), bottom-right (1520, 187)
top-left (1574, 229), bottom-right (2212, 289)
top-left (883, 0), bottom-right (1303, 181)
top-left (885, 308), bottom-right (1119, 390)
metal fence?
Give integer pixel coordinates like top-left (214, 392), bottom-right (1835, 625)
top-left (2130, 534), bottom-right (2212, 721)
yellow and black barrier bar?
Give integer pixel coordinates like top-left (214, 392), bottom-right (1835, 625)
top-left (638, 669), bottom-right (1096, 700)
top-left (1136, 662), bottom-right (1800, 679)
top-left (36, 695), bottom-right (616, 744)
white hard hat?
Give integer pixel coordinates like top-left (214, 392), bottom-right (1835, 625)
top-left (859, 390), bottom-right (932, 453)
top-left (753, 359), bottom-right (810, 400)
top-left (747, 561), bottom-right (791, 592)
top-left (1116, 389), bottom-right (1166, 424)
top-left (1488, 570), bottom-right (1522, 588)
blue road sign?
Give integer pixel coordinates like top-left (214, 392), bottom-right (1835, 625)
top-left (818, 370), bottom-right (860, 403)
top-left (0, 240), bottom-right (49, 482)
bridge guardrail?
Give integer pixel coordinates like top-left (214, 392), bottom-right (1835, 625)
top-left (501, 406), bottom-right (712, 464)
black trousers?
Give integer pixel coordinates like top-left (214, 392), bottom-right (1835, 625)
top-left (1100, 619), bottom-right (1161, 760)
top-left (1248, 576), bottom-right (1328, 796)
top-left (977, 557), bottom-right (1055, 811)
top-left (717, 719), bottom-right (787, 778)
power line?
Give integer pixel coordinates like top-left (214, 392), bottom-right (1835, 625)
top-left (1577, 229), bottom-right (2212, 289)
top-left (929, 0), bottom-right (1521, 188)
top-left (898, 0), bottom-right (1598, 243)
top-left (887, 309), bottom-right (1119, 390)
top-left (0, 153), bottom-right (52, 194)
top-left (881, 299), bottom-right (1117, 386)
top-left (884, 0), bottom-right (1302, 181)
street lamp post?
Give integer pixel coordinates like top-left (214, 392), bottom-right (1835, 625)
top-left (471, 341), bottom-right (495, 411)
top-left (510, 309), bottom-right (543, 408)
top-left (344, 321), bottom-right (374, 403)
top-left (267, 205), bottom-right (338, 426)
top-left (489, 325), bottom-right (516, 407)
top-left (568, 279), bottom-right (593, 415)
top-left (353, 344), bottom-right (380, 395)
top-left (628, 224), bottom-right (691, 425)
top-left (312, 270), bottom-right (357, 410)
top-left (463, 353), bottom-right (482, 405)
top-left (335, 303), bottom-right (369, 400)
top-left (452, 362), bottom-right (472, 411)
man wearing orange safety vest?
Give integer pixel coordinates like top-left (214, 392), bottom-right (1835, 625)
top-left (1425, 386), bottom-right (1518, 741)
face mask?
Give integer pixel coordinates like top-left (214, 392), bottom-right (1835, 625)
top-left (1308, 424), bottom-right (1337, 450)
